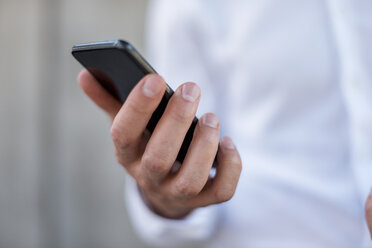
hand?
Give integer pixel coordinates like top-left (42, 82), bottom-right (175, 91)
top-left (78, 69), bottom-right (242, 219)
top-left (366, 189), bottom-right (372, 238)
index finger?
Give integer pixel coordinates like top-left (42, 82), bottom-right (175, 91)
top-left (110, 74), bottom-right (166, 167)
top-left (78, 69), bottom-right (122, 120)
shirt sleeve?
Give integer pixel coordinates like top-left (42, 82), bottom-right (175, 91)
top-left (145, 0), bottom-right (219, 118)
top-left (125, 175), bottom-right (220, 247)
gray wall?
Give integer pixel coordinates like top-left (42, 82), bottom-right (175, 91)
top-left (0, 0), bottom-right (149, 247)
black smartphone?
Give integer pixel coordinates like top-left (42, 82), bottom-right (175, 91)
top-left (71, 39), bottom-right (197, 163)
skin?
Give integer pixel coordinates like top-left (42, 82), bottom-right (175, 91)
top-left (366, 189), bottom-right (372, 238)
top-left (77, 68), bottom-right (372, 234)
top-left (78, 70), bottom-right (242, 218)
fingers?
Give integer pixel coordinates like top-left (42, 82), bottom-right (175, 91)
top-left (140, 83), bottom-right (200, 183)
top-left (189, 136), bottom-right (242, 208)
top-left (110, 74), bottom-right (166, 168)
top-left (77, 69), bottom-right (122, 120)
top-left (79, 67), bottom-right (242, 217)
top-left (168, 113), bottom-right (220, 199)
top-left (366, 189), bottom-right (372, 237)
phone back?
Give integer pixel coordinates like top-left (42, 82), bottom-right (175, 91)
top-left (72, 40), bottom-right (153, 103)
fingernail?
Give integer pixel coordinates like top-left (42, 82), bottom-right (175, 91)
top-left (221, 136), bottom-right (235, 150)
top-left (143, 75), bottom-right (163, 98)
top-left (182, 84), bottom-right (199, 102)
top-left (202, 113), bottom-right (219, 128)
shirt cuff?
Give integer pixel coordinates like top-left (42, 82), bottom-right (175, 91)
top-left (124, 175), bottom-right (220, 247)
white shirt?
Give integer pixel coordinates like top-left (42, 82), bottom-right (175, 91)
top-left (126, 0), bottom-right (372, 247)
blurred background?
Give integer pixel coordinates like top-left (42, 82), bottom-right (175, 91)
top-left (0, 0), bottom-right (149, 247)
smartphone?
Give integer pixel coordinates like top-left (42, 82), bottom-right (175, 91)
top-left (71, 39), bottom-right (197, 163)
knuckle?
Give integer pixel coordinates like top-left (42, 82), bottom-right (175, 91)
top-left (127, 100), bottom-right (148, 115)
top-left (137, 177), bottom-right (153, 192)
top-left (110, 125), bottom-right (122, 144)
top-left (116, 156), bottom-right (129, 168)
top-left (110, 125), bottom-right (131, 149)
top-left (142, 153), bottom-right (168, 174)
top-left (202, 132), bottom-right (219, 146)
top-left (169, 107), bottom-right (194, 123)
top-left (114, 149), bottom-right (125, 165)
top-left (214, 188), bottom-right (234, 203)
top-left (114, 145), bottom-right (139, 166)
top-left (175, 179), bottom-right (200, 198)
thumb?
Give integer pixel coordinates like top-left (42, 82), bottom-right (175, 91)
top-left (366, 188), bottom-right (372, 238)
top-left (77, 69), bottom-right (122, 120)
